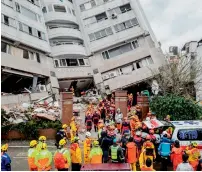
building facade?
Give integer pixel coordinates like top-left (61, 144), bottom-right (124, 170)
top-left (2, 0), bottom-right (166, 96)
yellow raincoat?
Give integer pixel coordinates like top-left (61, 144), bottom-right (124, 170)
top-left (35, 149), bottom-right (52, 171)
top-left (28, 148), bottom-right (39, 171)
top-left (54, 148), bottom-right (71, 169)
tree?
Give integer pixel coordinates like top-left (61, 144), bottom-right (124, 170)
top-left (150, 94), bottom-right (202, 120)
top-left (150, 55), bottom-right (202, 99)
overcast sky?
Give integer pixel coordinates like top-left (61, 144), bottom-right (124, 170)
top-left (140, 0), bottom-right (202, 52)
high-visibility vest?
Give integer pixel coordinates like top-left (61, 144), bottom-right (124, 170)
top-left (111, 146), bottom-right (119, 160)
top-left (28, 148), bottom-right (38, 169)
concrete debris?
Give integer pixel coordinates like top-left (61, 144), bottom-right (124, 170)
top-left (1, 101), bottom-right (61, 126)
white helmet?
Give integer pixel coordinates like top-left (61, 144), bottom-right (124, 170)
top-left (146, 117), bottom-right (150, 121)
top-left (85, 132), bottom-right (91, 137)
top-left (136, 131), bottom-right (141, 136)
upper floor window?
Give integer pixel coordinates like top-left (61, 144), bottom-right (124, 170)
top-left (1, 42), bottom-right (10, 53)
top-left (80, 0), bottom-right (96, 12)
top-left (95, 12), bottom-right (108, 22)
top-left (54, 58), bottom-right (89, 67)
top-left (108, 3), bottom-right (131, 16)
top-left (120, 4), bottom-right (131, 13)
top-left (54, 5), bottom-right (66, 12)
top-left (1, 14), bottom-right (16, 28)
top-left (114, 18), bottom-right (138, 32)
top-left (1, 0), bottom-right (13, 8)
top-left (15, 3), bottom-right (41, 22)
top-left (102, 40), bottom-right (139, 59)
top-left (89, 27), bottom-right (113, 42)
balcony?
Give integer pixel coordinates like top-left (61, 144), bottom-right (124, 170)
top-left (48, 27), bottom-right (82, 40)
top-left (51, 44), bottom-right (87, 57)
top-left (44, 12), bottom-right (77, 24)
top-left (55, 66), bottom-right (93, 79)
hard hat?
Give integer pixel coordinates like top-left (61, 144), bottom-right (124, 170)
top-left (41, 143), bottom-right (47, 149)
top-left (192, 142), bottom-right (198, 147)
top-left (117, 108), bottom-right (120, 111)
top-left (30, 140), bottom-right (38, 147)
top-left (85, 132), bottom-right (91, 137)
top-left (146, 117), bottom-right (150, 121)
top-left (62, 124), bottom-right (68, 129)
top-left (59, 139), bottom-right (67, 146)
top-left (167, 115), bottom-right (170, 118)
top-left (136, 131), bottom-right (142, 136)
top-left (151, 112), bottom-right (156, 115)
top-left (73, 137), bottom-right (79, 142)
top-left (39, 136), bottom-right (46, 141)
top-left (113, 138), bottom-right (117, 143)
top-left (1, 144), bottom-right (8, 152)
top-left (146, 135), bottom-right (151, 140)
top-left (162, 131), bottom-right (168, 136)
top-left (149, 129), bottom-right (154, 134)
top-left (93, 140), bottom-right (99, 146)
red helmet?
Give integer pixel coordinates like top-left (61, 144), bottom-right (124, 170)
top-left (149, 129), bottom-right (154, 134)
top-left (146, 135), bottom-right (151, 140)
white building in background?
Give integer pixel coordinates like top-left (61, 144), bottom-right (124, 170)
top-left (2, 0), bottom-right (166, 96)
top-left (1, 0), bottom-right (59, 96)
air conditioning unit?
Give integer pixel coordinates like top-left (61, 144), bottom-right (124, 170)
top-left (109, 72), bottom-right (117, 78)
top-left (38, 85), bottom-right (47, 92)
top-left (102, 75), bottom-right (110, 81)
top-left (111, 13), bottom-right (117, 19)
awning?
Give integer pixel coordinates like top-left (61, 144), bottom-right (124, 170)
top-left (2, 68), bottom-right (33, 78)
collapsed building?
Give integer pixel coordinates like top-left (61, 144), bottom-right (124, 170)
top-left (1, 0), bottom-right (166, 106)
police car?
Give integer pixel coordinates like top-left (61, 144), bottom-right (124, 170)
top-left (170, 120), bottom-right (202, 156)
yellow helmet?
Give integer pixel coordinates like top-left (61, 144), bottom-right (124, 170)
top-left (192, 142), bottom-right (198, 147)
top-left (41, 143), bottom-right (47, 149)
top-left (93, 140), bottom-right (99, 146)
top-left (62, 124), bottom-right (68, 129)
top-left (59, 139), bottom-right (67, 146)
top-left (1, 144), bottom-right (8, 152)
top-left (39, 136), bottom-right (46, 141)
top-left (73, 137), bottom-right (79, 143)
top-left (30, 140), bottom-right (38, 147)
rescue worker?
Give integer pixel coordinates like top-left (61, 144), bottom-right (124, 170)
top-left (84, 132), bottom-right (92, 164)
top-left (70, 130), bottom-right (77, 144)
top-left (127, 94), bottom-right (133, 111)
top-left (170, 140), bottom-right (183, 171)
top-left (36, 136), bottom-right (46, 152)
top-left (126, 137), bottom-right (138, 171)
top-left (149, 129), bottom-right (157, 145)
top-left (139, 135), bottom-right (156, 169)
top-left (100, 103), bottom-right (106, 123)
top-left (120, 130), bottom-right (130, 157)
top-left (141, 158), bottom-right (155, 171)
top-left (28, 140), bottom-right (38, 171)
top-left (115, 108), bottom-right (123, 133)
top-left (176, 153), bottom-right (193, 171)
top-left (110, 100), bottom-right (116, 121)
top-left (55, 124), bottom-right (68, 148)
top-left (70, 137), bottom-right (82, 171)
top-left (164, 115), bottom-right (171, 122)
top-left (158, 133), bottom-right (171, 171)
top-left (70, 117), bottom-right (77, 134)
top-left (134, 131), bottom-right (143, 159)
top-left (109, 138), bottom-right (125, 163)
top-left (130, 116), bottom-right (138, 137)
top-left (186, 142), bottom-right (200, 171)
top-left (92, 110), bottom-right (100, 132)
top-left (100, 131), bottom-right (113, 163)
top-left (135, 105), bottom-right (142, 120)
top-left (35, 143), bottom-right (52, 171)
top-left (54, 139), bottom-right (71, 171)
top-left (89, 140), bottom-right (103, 164)
top-left (85, 112), bottom-right (93, 132)
top-left (1, 144), bottom-right (11, 171)
top-left (166, 127), bottom-right (173, 139)
top-left (98, 122), bottom-right (104, 139)
top-left (121, 117), bottom-right (130, 135)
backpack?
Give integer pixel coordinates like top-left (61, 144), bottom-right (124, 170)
top-left (54, 150), bottom-right (67, 169)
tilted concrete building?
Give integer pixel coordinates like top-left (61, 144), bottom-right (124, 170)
top-left (1, 0), bottom-right (166, 99)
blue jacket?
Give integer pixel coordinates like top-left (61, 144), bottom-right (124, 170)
top-left (158, 137), bottom-right (171, 157)
top-left (1, 153), bottom-right (11, 171)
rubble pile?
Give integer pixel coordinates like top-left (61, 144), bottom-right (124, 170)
top-left (1, 102), bottom-right (61, 126)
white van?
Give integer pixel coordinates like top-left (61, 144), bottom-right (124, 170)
top-left (170, 120), bottom-right (202, 156)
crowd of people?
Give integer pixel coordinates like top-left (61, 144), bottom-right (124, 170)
top-left (1, 96), bottom-right (202, 171)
